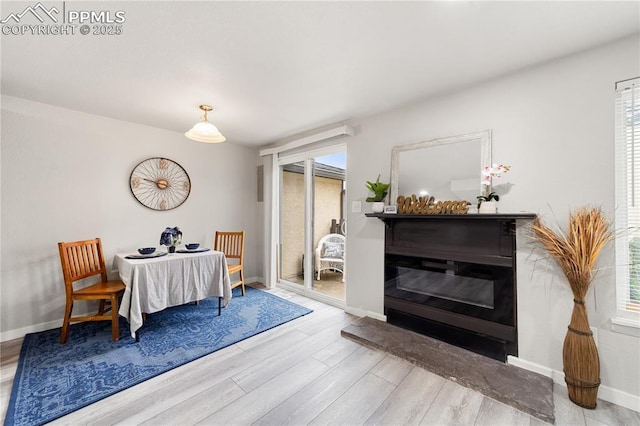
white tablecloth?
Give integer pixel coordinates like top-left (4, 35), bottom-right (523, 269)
top-left (114, 250), bottom-right (231, 337)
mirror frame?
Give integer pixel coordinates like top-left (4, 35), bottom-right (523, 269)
top-left (390, 130), bottom-right (492, 205)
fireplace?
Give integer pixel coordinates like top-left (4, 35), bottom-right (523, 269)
top-left (368, 213), bottom-right (535, 362)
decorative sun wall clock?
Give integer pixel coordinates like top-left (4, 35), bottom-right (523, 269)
top-left (129, 157), bottom-right (191, 210)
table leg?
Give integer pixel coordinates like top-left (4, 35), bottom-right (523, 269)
top-left (135, 331), bottom-right (140, 343)
top-left (218, 297), bottom-right (221, 316)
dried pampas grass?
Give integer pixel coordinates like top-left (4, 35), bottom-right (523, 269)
top-left (531, 207), bottom-right (613, 409)
top-left (532, 207), bottom-right (614, 299)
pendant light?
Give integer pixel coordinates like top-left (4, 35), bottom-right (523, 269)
top-left (185, 104), bottom-right (226, 143)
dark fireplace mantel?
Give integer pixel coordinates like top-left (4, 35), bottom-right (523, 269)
top-left (367, 213), bottom-right (535, 265)
top-left (366, 213), bottom-right (536, 221)
top-left (367, 212), bottom-right (536, 361)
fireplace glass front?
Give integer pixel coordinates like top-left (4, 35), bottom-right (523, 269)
top-left (385, 254), bottom-right (515, 328)
top-left (396, 265), bottom-right (494, 309)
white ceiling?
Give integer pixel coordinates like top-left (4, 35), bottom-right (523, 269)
top-left (2, 1), bottom-right (639, 147)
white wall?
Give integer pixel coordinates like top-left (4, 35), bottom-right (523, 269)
top-left (0, 95), bottom-right (260, 340)
top-left (344, 35), bottom-right (640, 407)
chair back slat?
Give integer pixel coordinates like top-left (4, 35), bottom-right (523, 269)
top-left (214, 231), bottom-right (245, 264)
top-left (58, 238), bottom-right (108, 285)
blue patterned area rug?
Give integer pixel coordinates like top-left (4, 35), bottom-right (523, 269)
top-left (5, 287), bottom-right (312, 426)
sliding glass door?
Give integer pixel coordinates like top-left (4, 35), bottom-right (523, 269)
top-left (279, 159), bottom-right (306, 287)
top-left (277, 147), bottom-right (346, 304)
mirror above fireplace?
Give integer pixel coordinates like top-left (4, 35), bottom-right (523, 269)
top-left (390, 130), bottom-right (492, 205)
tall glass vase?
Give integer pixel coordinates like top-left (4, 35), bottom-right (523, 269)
top-left (563, 300), bottom-right (600, 409)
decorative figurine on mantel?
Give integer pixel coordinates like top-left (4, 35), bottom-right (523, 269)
top-left (397, 194), bottom-right (470, 214)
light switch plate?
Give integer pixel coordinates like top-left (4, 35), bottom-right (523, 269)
top-left (352, 200), bottom-right (362, 213)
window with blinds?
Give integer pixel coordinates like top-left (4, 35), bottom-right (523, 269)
top-left (615, 77), bottom-right (640, 321)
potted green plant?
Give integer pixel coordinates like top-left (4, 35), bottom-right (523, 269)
top-left (366, 175), bottom-right (389, 213)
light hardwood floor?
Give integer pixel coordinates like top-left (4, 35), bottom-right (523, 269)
top-left (284, 271), bottom-right (345, 300)
top-left (1, 287), bottom-right (639, 425)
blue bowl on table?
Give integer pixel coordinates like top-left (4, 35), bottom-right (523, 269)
top-left (185, 243), bottom-right (200, 250)
top-left (138, 247), bottom-right (156, 255)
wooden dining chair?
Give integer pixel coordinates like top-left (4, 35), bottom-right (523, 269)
top-left (58, 238), bottom-right (125, 344)
top-left (214, 231), bottom-right (246, 296)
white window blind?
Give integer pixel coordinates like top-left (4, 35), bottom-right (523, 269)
top-left (615, 77), bottom-right (640, 321)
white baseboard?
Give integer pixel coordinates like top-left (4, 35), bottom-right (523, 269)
top-left (343, 306), bottom-right (387, 322)
top-left (247, 276), bottom-right (264, 285)
top-left (507, 356), bottom-right (640, 412)
top-left (343, 306), bottom-right (365, 318)
top-left (1, 319), bottom-right (61, 342)
top-left (597, 384), bottom-right (640, 412)
top-left (507, 355), bottom-right (553, 378)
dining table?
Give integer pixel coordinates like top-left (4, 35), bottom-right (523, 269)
top-left (114, 248), bottom-right (232, 339)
